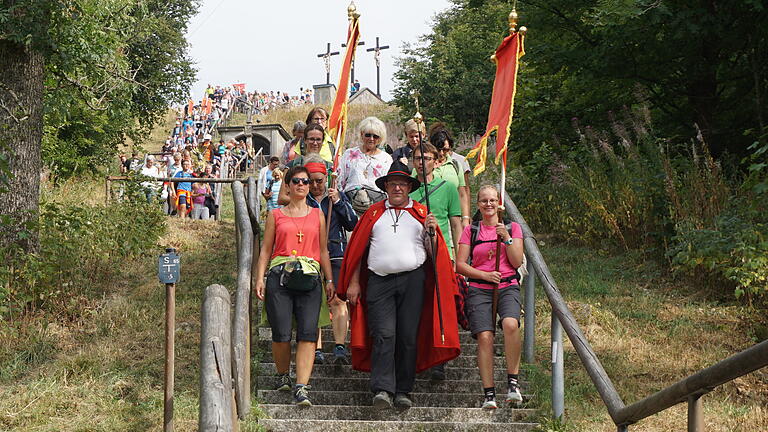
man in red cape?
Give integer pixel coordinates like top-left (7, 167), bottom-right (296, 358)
top-left (336, 160), bottom-right (461, 410)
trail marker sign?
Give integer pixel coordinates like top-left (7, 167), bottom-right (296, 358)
top-left (158, 249), bottom-right (181, 284)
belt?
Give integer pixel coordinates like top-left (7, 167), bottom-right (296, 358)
top-left (467, 274), bottom-right (519, 285)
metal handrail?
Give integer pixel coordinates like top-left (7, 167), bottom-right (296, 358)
top-left (502, 189), bottom-right (768, 431)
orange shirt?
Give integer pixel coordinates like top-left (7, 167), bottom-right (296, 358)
top-left (271, 207), bottom-right (321, 262)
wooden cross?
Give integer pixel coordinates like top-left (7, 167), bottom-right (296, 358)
top-left (366, 37), bottom-right (390, 96)
top-left (488, 248), bottom-right (495, 260)
top-left (296, 231), bottom-right (304, 243)
top-left (341, 40), bottom-right (365, 83)
top-left (317, 43), bottom-right (340, 85)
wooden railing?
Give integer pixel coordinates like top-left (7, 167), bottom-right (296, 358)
top-left (502, 190), bottom-right (768, 431)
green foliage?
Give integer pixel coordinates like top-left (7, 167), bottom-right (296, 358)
top-left (1, 0), bottom-right (197, 180)
top-left (0, 199), bottom-right (166, 318)
top-left (394, 0), bottom-right (768, 161)
top-left (670, 205), bottom-right (768, 300)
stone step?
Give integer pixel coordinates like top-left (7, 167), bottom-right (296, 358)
top-left (260, 404), bottom-right (536, 422)
top-left (258, 418), bottom-right (537, 432)
top-left (256, 376), bottom-right (527, 393)
top-left (256, 390), bottom-right (531, 408)
top-left (257, 327), bottom-right (510, 346)
top-left (257, 353), bottom-right (510, 369)
top-left (255, 340), bottom-right (506, 357)
top-left (256, 363), bottom-right (521, 381)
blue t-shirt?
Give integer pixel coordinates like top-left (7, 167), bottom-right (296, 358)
top-left (174, 171), bottom-right (194, 191)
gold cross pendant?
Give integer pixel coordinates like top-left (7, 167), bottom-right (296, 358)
top-left (296, 231), bottom-right (304, 243)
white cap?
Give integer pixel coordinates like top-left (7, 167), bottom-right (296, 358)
top-left (203, 134), bottom-right (212, 141)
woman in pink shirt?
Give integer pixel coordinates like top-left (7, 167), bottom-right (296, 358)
top-left (455, 185), bottom-right (524, 410)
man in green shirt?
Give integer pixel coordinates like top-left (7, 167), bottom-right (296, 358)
top-left (410, 142), bottom-right (463, 260)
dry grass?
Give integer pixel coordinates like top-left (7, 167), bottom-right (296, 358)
top-left (528, 244), bottom-right (768, 431)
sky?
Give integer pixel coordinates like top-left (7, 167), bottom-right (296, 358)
top-left (185, 0), bottom-right (453, 102)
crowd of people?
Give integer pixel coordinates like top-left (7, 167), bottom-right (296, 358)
top-left (201, 84), bottom-right (315, 118)
top-left (254, 105), bottom-right (526, 411)
top-left (120, 109), bottom-right (262, 219)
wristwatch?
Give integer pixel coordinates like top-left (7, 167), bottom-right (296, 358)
top-left (504, 238), bottom-right (514, 246)
top-left (325, 279), bottom-right (334, 284)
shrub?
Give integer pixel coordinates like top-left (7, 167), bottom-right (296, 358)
top-left (513, 105), bottom-right (767, 301)
top-left (0, 199), bottom-right (166, 319)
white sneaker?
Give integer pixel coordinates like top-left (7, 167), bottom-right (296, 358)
top-left (505, 385), bottom-right (523, 403)
top-left (482, 399), bottom-right (498, 410)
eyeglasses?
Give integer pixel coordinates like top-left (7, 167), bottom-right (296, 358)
top-left (290, 177), bottom-right (310, 185)
top-left (479, 199), bottom-right (499, 205)
top-left (440, 147), bottom-right (451, 152)
top-left (413, 156), bottom-right (434, 162)
top-left (387, 182), bottom-right (410, 189)
top-left (305, 137), bottom-right (323, 143)
top-left (309, 178), bottom-right (325, 184)
top-left (364, 133), bottom-right (380, 139)
top-left (312, 117), bottom-right (327, 122)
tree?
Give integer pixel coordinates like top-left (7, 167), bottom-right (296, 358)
top-left (394, 0), bottom-right (768, 162)
top-left (0, 0), bottom-right (197, 250)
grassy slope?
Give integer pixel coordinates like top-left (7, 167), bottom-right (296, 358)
top-left (1, 104), bottom-right (765, 431)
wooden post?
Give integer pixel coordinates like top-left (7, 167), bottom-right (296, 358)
top-left (163, 282), bottom-right (175, 432)
top-left (687, 395), bottom-right (703, 432)
top-left (199, 284), bottom-right (234, 432)
top-left (231, 181), bottom-right (253, 419)
top-left (105, 177), bottom-right (111, 204)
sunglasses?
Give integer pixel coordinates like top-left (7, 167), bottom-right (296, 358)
top-left (290, 177), bottom-right (310, 185)
top-left (364, 133), bottom-right (380, 139)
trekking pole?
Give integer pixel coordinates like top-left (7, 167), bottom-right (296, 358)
top-left (492, 140), bottom-right (507, 334)
top-left (413, 96), bottom-right (446, 344)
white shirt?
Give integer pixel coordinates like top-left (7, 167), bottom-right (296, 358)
top-left (338, 147), bottom-right (393, 192)
top-left (141, 164), bottom-right (161, 189)
top-left (367, 199), bottom-right (427, 276)
top-left (450, 152), bottom-right (471, 174)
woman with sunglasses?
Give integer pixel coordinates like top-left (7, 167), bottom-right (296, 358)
top-left (255, 165), bottom-right (335, 407)
top-left (337, 116), bottom-right (393, 214)
top-left (429, 126), bottom-right (471, 228)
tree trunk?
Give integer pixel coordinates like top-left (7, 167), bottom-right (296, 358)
top-left (0, 39), bottom-right (44, 252)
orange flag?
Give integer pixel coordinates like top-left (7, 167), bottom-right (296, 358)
top-left (327, 11), bottom-right (361, 172)
top-left (187, 99), bottom-right (194, 116)
top-left (467, 32), bottom-right (525, 175)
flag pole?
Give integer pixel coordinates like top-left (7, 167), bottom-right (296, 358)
top-left (492, 6), bottom-right (525, 332)
top-left (413, 95), bottom-right (446, 344)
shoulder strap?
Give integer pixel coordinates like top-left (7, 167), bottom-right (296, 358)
top-left (417, 180), bottom-right (447, 204)
top-left (468, 221), bottom-right (480, 265)
top-left (451, 158), bottom-right (461, 177)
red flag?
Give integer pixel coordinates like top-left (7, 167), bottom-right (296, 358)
top-left (467, 32), bottom-right (525, 175)
top-left (232, 83), bottom-right (246, 92)
top-left (327, 12), bottom-right (361, 172)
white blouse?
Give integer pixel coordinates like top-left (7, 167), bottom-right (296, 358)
top-left (338, 146), bottom-right (393, 192)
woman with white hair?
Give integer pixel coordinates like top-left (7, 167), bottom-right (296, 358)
top-left (337, 116), bottom-right (393, 214)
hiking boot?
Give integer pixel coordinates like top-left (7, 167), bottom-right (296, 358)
top-left (314, 350), bottom-right (325, 365)
top-left (482, 398), bottom-right (498, 410)
top-left (394, 393), bottom-right (413, 409)
top-left (505, 383), bottom-right (523, 403)
top-left (293, 385), bottom-right (312, 407)
top-left (430, 363), bottom-right (446, 381)
top-left (274, 373), bottom-right (291, 391)
top-left (372, 391), bottom-right (393, 410)
top-left (332, 345), bottom-right (350, 365)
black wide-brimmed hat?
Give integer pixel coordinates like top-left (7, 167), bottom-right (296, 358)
top-left (375, 160), bottom-right (421, 192)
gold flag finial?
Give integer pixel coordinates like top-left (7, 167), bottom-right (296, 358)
top-left (348, 2), bottom-right (360, 20)
top-left (412, 93), bottom-right (423, 124)
top-left (509, 9), bottom-right (519, 34)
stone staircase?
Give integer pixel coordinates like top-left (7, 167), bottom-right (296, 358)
top-left (255, 328), bottom-right (540, 431)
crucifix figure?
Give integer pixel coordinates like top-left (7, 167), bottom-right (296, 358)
top-left (296, 231), bottom-right (305, 243)
top-left (366, 36), bottom-right (390, 97)
top-left (317, 42), bottom-right (340, 85)
top-left (341, 40), bottom-right (365, 84)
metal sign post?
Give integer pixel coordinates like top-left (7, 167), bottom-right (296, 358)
top-left (158, 248), bottom-right (181, 432)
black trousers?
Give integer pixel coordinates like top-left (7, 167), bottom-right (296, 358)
top-left (366, 266), bottom-right (425, 395)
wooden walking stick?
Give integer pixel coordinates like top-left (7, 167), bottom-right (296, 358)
top-left (413, 96), bottom-right (446, 344)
